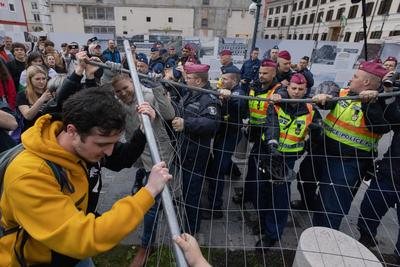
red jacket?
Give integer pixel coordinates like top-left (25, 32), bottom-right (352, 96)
top-left (0, 50), bottom-right (10, 63)
top-left (0, 75), bottom-right (16, 110)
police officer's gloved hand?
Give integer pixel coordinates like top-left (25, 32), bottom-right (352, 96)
top-left (267, 140), bottom-right (280, 157)
top-left (141, 72), bottom-right (163, 88)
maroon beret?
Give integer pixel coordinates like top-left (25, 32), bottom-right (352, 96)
top-left (278, 50), bottom-right (291, 61)
top-left (290, 73), bottom-right (307, 85)
top-left (185, 64), bottom-right (210, 74)
top-left (384, 56), bottom-right (398, 65)
top-left (220, 50), bottom-right (233, 56)
top-left (260, 59), bottom-right (277, 68)
top-left (371, 58), bottom-right (382, 64)
top-left (184, 44), bottom-right (193, 51)
top-left (359, 61), bottom-right (388, 78)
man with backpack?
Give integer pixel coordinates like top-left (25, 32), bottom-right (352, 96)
top-left (0, 87), bottom-right (172, 266)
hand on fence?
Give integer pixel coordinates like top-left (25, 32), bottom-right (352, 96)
top-left (359, 90), bottom-right (379, 103)
top-left (173, 233), bottom-right (211, 267)
top-left (312, 93), bottom-right (332, 105)
top-left (144, 161), bottom-right (172, 197)
top-left (172, 117), bottom-right (184, 132)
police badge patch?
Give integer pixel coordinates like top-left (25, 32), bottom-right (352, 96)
top-left (208, 106), bottom-right (217, 115)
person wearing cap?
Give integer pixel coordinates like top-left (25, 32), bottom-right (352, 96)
top-left (149, 47), bottom-right (164, 72)
top-left (163, 59), bottom-right (184, 104)
top-left (276, 50), bottom-right (293, 86)
top-left (356, 80), bottom-right (400, 260)
top-left (172, 63), bottom-right (221, 234)
top-left (256, 73), bottom-right (322, 250)
top-left (217, 50), bottom-right (234, 89)
top-left (178, 44), bottom-right (201, 65)
top-left (102, 40), bottom-right (121, 64)
top-left (232, 59), bottom-right (283, 210)
top-left (64, 42), bottom-right (80, 75)
top-left (167, 46), bottom-right (179, 62)
top-left (240, 47), bottom-right (260, 93)
top-left (383, 56), bottom-right (398, 72)
top-left (382, 56), bottom-right (400, 89)
top-left (294, 56), bottom-right (314, 96)
top-left (134, 53), bottom-right (149, 75)
top-left (312, 61), bottom-right (391, 230)
top-left (202, 65), bottom-right (247, 220)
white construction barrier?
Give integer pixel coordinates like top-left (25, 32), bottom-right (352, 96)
top-left (293, 227), bottom-right (382, 267)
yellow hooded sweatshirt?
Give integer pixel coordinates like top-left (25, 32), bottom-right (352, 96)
top-left (0, 114), bottom-right (155, 266)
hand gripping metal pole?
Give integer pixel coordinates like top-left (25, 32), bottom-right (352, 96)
top-left (123, 40), bottom-right (188, 267)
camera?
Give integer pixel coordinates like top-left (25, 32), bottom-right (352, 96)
top-left (248, 2), bottom-right (257, 14)
top-left (383, 74), bottom-right (400, 88)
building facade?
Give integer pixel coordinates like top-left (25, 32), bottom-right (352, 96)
top-left (264, 0), bottom-right (400, 43)
top-left (48, 0), bottom-right (258, 39)
top-left (0, 0), bottom-right (28, 42)
top-left (25, 0), bottom-right (53, 33)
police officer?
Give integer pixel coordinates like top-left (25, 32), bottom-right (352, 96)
top-left (172, 64), bottom-right (221, 234)
top-left (312, 61), bottom-right (391, 230)
top-left (202, 65), bottom-right (247, 219)
top-left (276, 50), bottom-right (293, 87)
top-left (149, 47), bottom-right (164, 72)
top-left (294, 56), bottom-right (314, 96)
top-left (136, 53), bottom-right (150, 75)
top-left (240, 47), bottom-right (260, 93)
top-left (232, 59), bottom-right (282, 211)
top-left (256, 73), bottom-right (321, 249)
top-left (178, 44), bottom-right (201, 65)
top-left (217, 50), bottom-right (234, 89)
top-left (357, 85), bottom-right (400, 261)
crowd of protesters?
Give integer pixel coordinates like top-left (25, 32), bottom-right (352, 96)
top-left (0, 35), bottom-right (399, 267)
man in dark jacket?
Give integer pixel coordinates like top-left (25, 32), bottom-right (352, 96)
top-left (295, 56), bottom-right (314, 96)
top-left (102, 40), bottom-right (121, 63)
top-left (276, 50), bottom-right (293, 86)
top-left (172, 64), bottom-right (221, 234)
top-left (241, 47), bottom-right (260, 93)
top-left (6, 42), bottom-right (26, 92)
top-left (312, 61), bottom-right (391, 230)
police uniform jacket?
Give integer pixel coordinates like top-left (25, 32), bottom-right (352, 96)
top-left (219, 84), bottom-right (247, 135)
top-left (240, 58), bottom-right (261, 83)
top-left (276, 69), bottom-right (293, 84)
top-left (149, 57), bottom-right (164, 72)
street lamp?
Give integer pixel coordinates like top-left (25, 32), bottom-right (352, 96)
top-left (249, 0), bottom-right (262, 52)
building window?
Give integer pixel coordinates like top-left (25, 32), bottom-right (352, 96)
top-left (276, 6), bottom-right (281, 14)
top-left (321, 0), bottom-right (327, 4)
top-left (168, 17), bottom-right (173, 23)
top-left (354, 31), bottom-right (364, 42)
top-left (283, 5), bottom-right (288, 13)
top-left (321, 32), bottom-right (328, 40)
top-left (281, 17), bottom-right (287, 26)
top-left (279, 34), bottom-right (283, 39)
top-left (305, 0), bottom-right (311, 8)
top-left (326, 10), bottom-right (334, 21)
top-left (336, 8), bottom-right (345, 20)
top-left (269, 8), bottom-right (274, 15)
top-left (202, 0), bottom-right (209, 5)
top-left (309, 13), bottom-right (315, 23)
top-left (366, 2), bottom-right (374, 16)
top-left (201, 18), bottom-right (208, 27)
top-left (84, 26), bottom-right (115, 34)
top-left (31, 2), bottom-right (38, 10)
top-left (290, 17), bottom-right (295, 25)
top-left (370, 31), bottom-right (382, 39)
top-left (267, 20), bottom-right (272, 27)
top-left (265, 34), bottom-right (269, 39)
top-left (299, 34), bottom-right (304, 40)
top-left (306, 33), bottom-right (311, 40)
top-left (123, 31), bottom-right (128, 35)
top-left (82, 7), bottom-right (114, 20)
top-left (313, 33), bottom-right (319, 40)
top-left (296, 16), bottom-right (301, 25)
top-left (274, 18), bottom-right (279, 27)
top-left (312, 0), bottom-right (318, 6)
top-left (344, 32), bottom-right (351, 42)
top-left (122, 16), bottom-right (127, 21)
top-left (288, 34), bottom-right (292, 39)
top-left (293, 3), bottom-right (297, 11)
top-left (9, 1), bottom-right (15, 12)
top-left (389, 30), bottom-right (400, 36)
top-left (348, 5), bottom-right (358, 19)
top-left (302, 14), bottom-right (308, 24)
top-left (146, 16), bottom-right (151, 22)
top-left (317, 12), bottom-right (324, 22)
top-left (378, 0), bottom-right (392, 15)
top-left (33, 14), bottom-right (40, 22)
top-left (271, 34), bottom-right (276, 39)
top-left (299, 1), bottom-right (304, 10)
top-left (293, 34), bottom-right (298, 40)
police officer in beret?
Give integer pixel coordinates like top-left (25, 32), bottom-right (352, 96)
top-left (240, 47), bottom-right (261, 93)
top-left (172, 64), bottom-right (221, 234)
top-left (203, 65), bottom-right (247, 219)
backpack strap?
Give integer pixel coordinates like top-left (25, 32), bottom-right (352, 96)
top-left (45, 160), bottom-right (75, 194)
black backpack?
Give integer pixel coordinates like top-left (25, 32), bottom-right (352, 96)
top-left (0, 144), bottom-right (80, 267)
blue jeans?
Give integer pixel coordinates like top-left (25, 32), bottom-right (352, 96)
top-left (141, 194), bottom-right (161, 247)
top-left (313, 157), bottom-right (370, 229)
top-left (358, 178), bottom-right (400, 256)
top-left (257, 158), bottom-right (295, 240)
top-left (75, 258), bottom-right (94, 267)
top-left (208, 132), bottom-right (241, 209)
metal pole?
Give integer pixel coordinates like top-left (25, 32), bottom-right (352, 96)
top-left (361, 0), bottom-right (369, 61)
top-left (122, 40), bottom-right (188, 267)
top-left (251, 0), bottom-right (262, 52)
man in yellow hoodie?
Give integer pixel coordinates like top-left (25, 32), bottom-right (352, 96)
top-left (0, 87), bottom-right (172, 266)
